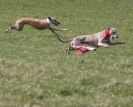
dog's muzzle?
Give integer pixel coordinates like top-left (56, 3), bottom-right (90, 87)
top-left (54, 21), bottom-right (60, 26)
top-left (112, 31), bottom-right (118, 39)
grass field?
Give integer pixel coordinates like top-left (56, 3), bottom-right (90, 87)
top-left (0, 0), bottom-right (133, 107)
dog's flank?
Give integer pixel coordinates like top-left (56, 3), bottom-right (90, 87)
top-left (66, 27), bottom-right (118, 54)
top-left (5, 17), bottom-right (68, 42)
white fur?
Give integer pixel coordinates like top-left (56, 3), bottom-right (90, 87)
top-left (46, 18), bottom-right (51, 25)
top-left (15, 21), bottom-right (19, 29)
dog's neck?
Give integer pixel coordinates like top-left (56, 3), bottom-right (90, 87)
top-left (103, 28), bottom-right (110, 38)
top-left (46, 18), bottom-right (51, 25)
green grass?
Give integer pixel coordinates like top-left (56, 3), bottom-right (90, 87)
top-left (0, 0), bottom-right (133, 107)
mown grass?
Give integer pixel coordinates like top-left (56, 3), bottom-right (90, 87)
top-left (0, 0), bottom-right (133, 107)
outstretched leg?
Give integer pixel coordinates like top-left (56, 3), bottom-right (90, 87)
top-left (70, 40), bottom-right (96, 52)
top-left (49, 27), bottom-right (68, 31)
top-left (72, 45), bottom-right (96, 51)
top-left (49, 28), bottom-right (67, 43)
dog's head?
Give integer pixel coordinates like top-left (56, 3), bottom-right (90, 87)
top-left (107, 27), bottom-right (118, 43)
top-left (48, 17), bottom-right (60, 26)
top-left (109, 28), bottom-right (118, 39)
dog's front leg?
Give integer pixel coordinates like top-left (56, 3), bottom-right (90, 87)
top-left (49, 27), bottom-right (59, 35)
top-left (49, 28), bottom-right (66, 43)
top-left (98, 42), bottom-right (109, 47)
top-left (98, 37), bottom-right (109, 47)
top-left (50, 27), bottom-right (68, 31)
top-left (109, 36), bottom-right (114, 44)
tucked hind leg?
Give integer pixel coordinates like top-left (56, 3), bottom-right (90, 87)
top-left (72, 45), bottom-right (96, 51)
top-left (15, 21), bottom-right (23, 31)
top-left (5, 22), bottom-right (23, 33)
top-left (5, 24), bottom-right (19, 33)
top-left (5, 24), bottom-right (14, 33)
top-left (70, 40), bottom-right (96, 52)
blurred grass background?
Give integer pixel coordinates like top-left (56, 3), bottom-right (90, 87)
top-left (0, 0), bottom-right (133, 107)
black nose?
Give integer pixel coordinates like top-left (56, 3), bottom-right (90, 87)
top-left (57, 21), bottom-right (60, 24)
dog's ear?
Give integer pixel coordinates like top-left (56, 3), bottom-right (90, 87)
top-left (106, 27), bottom-right (110, 30)
top-left (48, 17), bottom-right (51, 20)
top-left (108, 27), bottom-right (110, 30)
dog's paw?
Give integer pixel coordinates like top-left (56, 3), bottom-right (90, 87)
top-left (5, 30), bottom-right (9, 33)
top-left (62, 28), bottom-right (68, 31)
top-left (105, 44), bottom-right (109, 48)
top-left (65, 47), bottom-right (70, 54)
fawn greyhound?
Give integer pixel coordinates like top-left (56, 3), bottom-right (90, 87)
top-left (5, 16), bottom-right (68, 41)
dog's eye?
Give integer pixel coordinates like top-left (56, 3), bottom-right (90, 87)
top-left (112, 32), bottom-right (116, 34)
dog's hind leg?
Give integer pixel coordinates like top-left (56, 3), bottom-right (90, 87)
top-left (5, 24), bottom-right (12, 33)
top-left (5, 23), bottom-right (23, 33)
top-left (66, 45), bottom-right (73, 54)
top-left (15, 22), bottom-right (23, 31)
top-left (5, 27), bottom-right (11, 33)
top-left (5, 24), bottom-right (17, 33)
top-left (72, 45), bottom-right (96, 51)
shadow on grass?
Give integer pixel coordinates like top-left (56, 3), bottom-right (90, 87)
top-left (59, 88), bottom-right (73, 96)
top-left (84, 41), bottom-right (127, 49)
top-left (108, 41), bottom-right (127, 45)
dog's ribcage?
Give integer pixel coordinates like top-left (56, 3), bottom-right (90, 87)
top-left (80, 34), bottom-right (99, 46)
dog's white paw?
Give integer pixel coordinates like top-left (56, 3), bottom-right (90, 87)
top-left (5, 30), bottom-right (9, 33)
top-left (105, 44), bottom-right (109, 48)
top-left (62, 28), bottom-right (68, 31)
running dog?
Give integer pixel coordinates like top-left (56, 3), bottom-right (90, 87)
top-left (66, 27), bottom-right (118, 54)
top-left (5, 17), bottom-right (68, 41)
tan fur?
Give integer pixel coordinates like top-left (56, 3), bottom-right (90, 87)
top-left (15, 18), bottom-right (50, 30)
top-left (5, 17), bottom-right (68, 42)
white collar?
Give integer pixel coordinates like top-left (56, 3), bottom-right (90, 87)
top-left (46, 18), bottom-right (51, 25)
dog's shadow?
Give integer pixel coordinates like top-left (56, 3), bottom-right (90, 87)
top-left (85, 41), bottom-right (127, 48)
top-left (108, 41), bottom-right (127, 45)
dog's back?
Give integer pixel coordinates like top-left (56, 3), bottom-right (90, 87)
top-left (16, 18), bottom-right (49, 29)
top-left (74, 33), bottom-right (100, 46)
